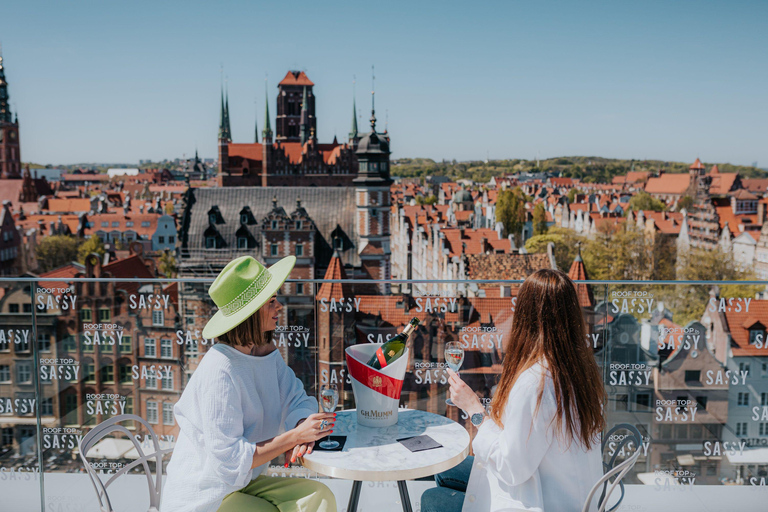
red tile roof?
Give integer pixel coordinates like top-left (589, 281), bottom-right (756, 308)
top-left (714, 205), bottom-right (758, 236)
top-left (46, 198), bottom-right (92, 213)
top-left (317, 253), bottom-right (352, 300)
top-left (689, 158), bottom-right (705, 170)
top-left (229, 143), bottom-right (264, 162)
top-left (465, 252), bottom-right (553, 280)
top-left (741, 178), bottom-right (768, 194)
top-left (644, 174), bottom-right (691, 195)
top-left (38, 264), bottom-right (82, 290)
top-left (567, 255), bottom-right (594, 308)
top-left (278, 71), bottom-right (314, 86)
top-left (723, 299), bottom-right (768, 356)
top-left (708, 172), bottom-right (738, 195)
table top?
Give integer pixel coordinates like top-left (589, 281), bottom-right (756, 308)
top-left (301, 409), bottom-right (470, 481)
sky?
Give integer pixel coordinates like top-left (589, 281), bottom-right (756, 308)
top-left (1, 0), bottom-right (766, 166)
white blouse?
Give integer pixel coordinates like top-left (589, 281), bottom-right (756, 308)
top-left (161, 343), bottom-right (318, 512)
top-left (463, 363), bottom-right (602, 512)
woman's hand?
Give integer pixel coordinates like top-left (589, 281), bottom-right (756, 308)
top-left (447, 369), bottom-right (485, 416)
top-left (285, 441), bottom-right (315, 465)
top-left (291, 412), bottom-right (336, 445)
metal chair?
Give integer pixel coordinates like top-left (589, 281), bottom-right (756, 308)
top-left (78, 414), bottom-right (174, 512)
top-left (582, 423), bottom-right (643, 512)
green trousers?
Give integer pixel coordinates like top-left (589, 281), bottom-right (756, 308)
top-left (218, 475), bottom-right (337, 512)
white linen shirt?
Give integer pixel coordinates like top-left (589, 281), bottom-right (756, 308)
top-left (463, 363), bottom-right (602, 512)
top-left (161, 343), bottom-right (317, 512)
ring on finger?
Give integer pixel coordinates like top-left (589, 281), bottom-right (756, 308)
top-left (320, 420), bottom-right (328, 430)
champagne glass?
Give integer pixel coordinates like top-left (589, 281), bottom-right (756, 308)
top-left (444, 341), bottom-right (465, 406)
top-left (319, 384), bottom-right (339, 449)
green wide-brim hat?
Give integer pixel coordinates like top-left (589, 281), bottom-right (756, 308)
top-left (203, 255), bottom-right (296, 340)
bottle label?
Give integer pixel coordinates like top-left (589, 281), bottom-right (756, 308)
top-left (347, 353), bottom-right (404, 399)
top-left (375, 347), bottom-right (388, 368)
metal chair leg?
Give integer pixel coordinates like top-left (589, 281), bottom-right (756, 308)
top-left (347, 480), bottom-right (362, 512)
top-left (397, 481), bottom-right (413, 512)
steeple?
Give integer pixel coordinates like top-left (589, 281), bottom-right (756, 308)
top-left (224, 87), bottom-right (232, 140)
top-left (300, 86), bottom-right (309, 144)
top-left (217, 87), bottom-right (229, 141)
top-left (0, 45), bottom-right (12, 124)
top-left (349, 96), bottom-right (358, 140)
top-left (254, 106), bottom-right (259, 143)
top-left (262, 88), bottom-right (273, 142)
top-left (370, 65), bottom-right (376, 131)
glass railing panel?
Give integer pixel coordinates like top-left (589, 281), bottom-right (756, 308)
top-left (0, 280), bottom-right (42, 510)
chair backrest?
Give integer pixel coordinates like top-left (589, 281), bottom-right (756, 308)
top-left (582, 423), bottom-right (643, 512)
top-left (78, 414), bottom-right (174, 512)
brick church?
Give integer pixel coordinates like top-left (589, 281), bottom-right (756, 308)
top-left (0, 50), bottom-right (21, 179)
top-left (216, 70), bottom-right (369, 187)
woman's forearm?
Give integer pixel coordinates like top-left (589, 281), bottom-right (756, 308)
top-left (250, 430), bottom-right (298, 469)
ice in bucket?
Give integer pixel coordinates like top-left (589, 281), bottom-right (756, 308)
top-left (345, 343), bottom-right (409, 427)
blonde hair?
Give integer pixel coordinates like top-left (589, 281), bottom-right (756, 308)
top-left (218, 310), bottom-right (272, 348)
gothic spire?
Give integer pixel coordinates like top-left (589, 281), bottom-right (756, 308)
top-left (262, 86), bottom-right (273, 142)
top-left (254, 104), bottom-right (259, 143)
top-left (349, 95), bottom-right (358, 140)
top-left (218, 87), bottom-right (228, 140)
top-left (0, 46), bottom-right (12, 124)
top-left (224, 85), bottom-right (232, 140)
top-left (369, 65), bottom-right (376, 131)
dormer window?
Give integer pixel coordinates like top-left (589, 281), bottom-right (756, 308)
top-left (241, 214), bottom-right (248, 224)
top-left (239, 207), bottom-right (255, 225)
top-left (209, 213), bottom-right (216, 224)
top-left (271, 220), bottom-right (278, 229)
top-left (237, 237), bottom-right (248, 249)
top-left (207, 206), bottom-right (223, 225)
top-left (750, 328), bottom-right (765, 346)
top-left (205, 236), bottom-right (216, 248)
top-left (295, 221), bottom-right (302, 230)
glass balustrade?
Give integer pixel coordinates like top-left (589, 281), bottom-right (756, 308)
top-left (1, 277), bottom-right (766, 510)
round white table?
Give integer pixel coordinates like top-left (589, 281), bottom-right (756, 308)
top-left (302, 408), bottom-right (470, 512)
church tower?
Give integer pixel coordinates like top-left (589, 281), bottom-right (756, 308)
top-left (354, 88), bottom-right (392, 293)
top-left (217, 87), bottom-right (231, 176)
top-left (276, 71), bottom-right (315, 142)
top-left (0, 49), bottom-right (21, 179)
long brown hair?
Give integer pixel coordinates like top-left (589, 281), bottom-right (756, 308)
top-left (490, 269), bottom-right (605, 449)
top-left (218, 309), bottom-right (273, 348)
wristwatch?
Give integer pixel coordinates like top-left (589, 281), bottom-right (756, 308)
top-left (470, 411), bottom-right (486, 426)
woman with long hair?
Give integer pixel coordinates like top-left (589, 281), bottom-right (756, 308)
top-left (161, 255), bottom-right (337, 512)
top-left (422, 269), bottom-right (605, 512)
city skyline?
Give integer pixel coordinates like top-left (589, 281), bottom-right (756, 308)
top-left (1, 0), bottom-right (766, 166)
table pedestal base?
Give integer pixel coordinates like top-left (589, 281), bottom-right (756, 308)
top-left (346, 480), bottom-right (413, 512)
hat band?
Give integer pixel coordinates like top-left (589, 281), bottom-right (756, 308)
top-left (219, 269), bottom-right (273, 317)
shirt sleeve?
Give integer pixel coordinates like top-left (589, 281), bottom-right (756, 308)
top-left (199, 369), bottom-right (256, 488)
top-left (471, 377), bottom-right (557, 487)
top-left (278, 359), bottom-right (319, 431)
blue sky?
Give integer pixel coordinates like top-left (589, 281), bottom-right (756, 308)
top-left (1, 0), bottom-right (766, 166)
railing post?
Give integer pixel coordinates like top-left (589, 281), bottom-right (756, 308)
top-left (31, 277), bottom-right (46, 512)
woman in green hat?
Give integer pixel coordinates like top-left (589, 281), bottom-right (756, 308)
top-left (161, 255), bottom-right (337, 512)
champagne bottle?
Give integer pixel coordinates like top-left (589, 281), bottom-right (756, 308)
top-left (366, 317), bottom-right (420, 370)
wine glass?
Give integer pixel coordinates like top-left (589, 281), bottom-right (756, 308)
top-left (444, 341), bottom-right (465, 406)
top-left (319, 384), bottom-right (339, 449)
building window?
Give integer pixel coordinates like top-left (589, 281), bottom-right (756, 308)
top-left (80, 308), bottom-right (92, 322)
top-left (271, 244), bottom-right (279, 256)
top-left (295, 221), bottom-right (302, 229)
top-left (0, 365), bottom-right (10, 383)
top-left (101, 364), bottom-right (114, 384)
top-left (736, 422), bottom-right (748, 436)
top-left (126, 221), bottom-right (134, 227)
top-left (163, 403), bottom-right (174, 425)
top-left (241, 214), bottom-right (248, 224)
top-left (145, 338), bottom-right (156, 357)
top-left (37, 333), bottom-right (51, 352)
top-left (695, 396), bottom-right (708, 410)
top-left (2, 428), bottom-right (13, 447)
top-left (160, 339), bottom-right (173, 359)
top-left (335, 237), bottom-right (343, 250)
top-left (23, 303), bottom-right (31, 313)
top-left (99, 308), bottom-right (111, 322)
top-left (120, 334), bottom-right (132, 354)
top-left (153, 310), bottom-right (164, 326)
top-left (271, 220), bottom-right (278, 230)
top-left (206, 236), bottom-right (216, 248)
top-left (16, 362), bottom-right (32, 384)
top-left (84, 363), bottom-right (96, 383)
top-left (296, 283), bottom-right (304, 295)
top-left (759, 423), bottom-right (768, 436)
top-left (238, 237), bottom-right (248, 249)
top-left (141, 221), bottom-right (151, 228)
top-left (63, 395), bottom-right (78, 426)
top-left (147, 401), bottom-right (158, 424)
top-left (615, 394), bottom-right (628, 411)
top-left (41, 397), bottom-right (53, 416)
top-left (634, 393), bottom-right (651, 411)
top-left (169, 235), bottom-right (175, 244)
top-left (125, 396), bottom-right (133, 415)
top-left (146, 371), bottom-right (157, 389)
top-left (119, 364), bottom-right (132, 384)
top-left (8, 304), bottom-right (18, 313)
top-left (111, 221), bottom-right (119, 227)
top-left (161, 371), bottom-right (174, 390)
top-left (159, 236), bottom-right (165, 244)
top-left (101, 222), bottom-right (109, 228)
top-left (295, 244), bottom-right (303, 257)
top-left (738, 392), bottom-right (750, 406)
top-left (684, 370), bottom-right (700, 383)
top-left (62, 336), bottom-right (77, 352)
top-left (740, 362), bottom-right (750, 375)
top-left (750, 329), bottom-right (765, 345)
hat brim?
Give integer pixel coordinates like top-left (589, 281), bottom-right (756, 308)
top-left (202, 255), bottom-right (296, 340)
